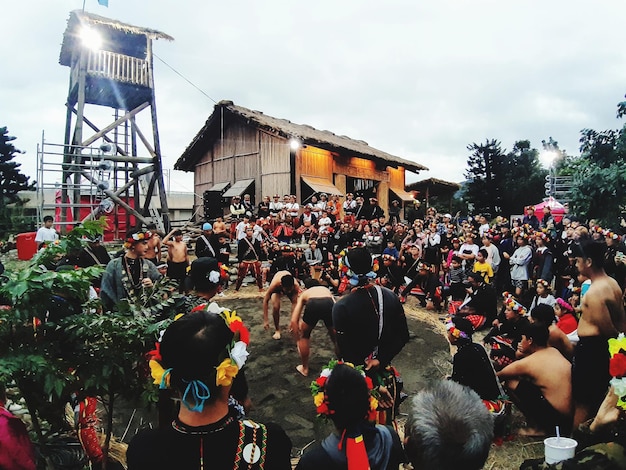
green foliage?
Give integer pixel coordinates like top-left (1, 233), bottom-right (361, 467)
top-left (463, 139), bottom-right (547, 217)
top-left (0, 127), bottom-right (36, 237)
top-left (60, 314), bottom-right (170, 400)
top-left (561, 97), bottom-right (626, 227)
top-left (463, 139), bottom-right (505, 216)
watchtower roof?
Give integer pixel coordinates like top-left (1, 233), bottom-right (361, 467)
top-left (59, 10), bottom-right (173, 66)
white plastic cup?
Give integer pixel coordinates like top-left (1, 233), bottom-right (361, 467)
top-left (544, 437), bottom-right (577, 464)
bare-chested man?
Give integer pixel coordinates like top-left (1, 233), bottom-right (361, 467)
top-left (289, 282), bottom-right (338, 376)
top-left (570, 237), bottom-right (626, 427)
top-left (212, 216), bottom-right (228, 238)
top-left (145, 224), bottom-right (162, 265)
top-left (163, 228), bottom-right (189, 290)
top-left (263, 270), bottom-right (301, 340)
top-left (498, 323), bottom-right (572, 436)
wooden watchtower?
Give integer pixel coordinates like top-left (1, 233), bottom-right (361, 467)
top-left (57, 10), bottom-right (172, 234)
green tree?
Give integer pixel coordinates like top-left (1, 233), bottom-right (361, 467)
top-left (0, 127), bottom-right (36, 236)
top-left (463, 139), bottom-right (505, 216)
top-left (499, 140), bottom-right (548, 216)
top-left (564, 122), bottom-right (626, 226)
top-left (462, 139), bottom-right (547, 217)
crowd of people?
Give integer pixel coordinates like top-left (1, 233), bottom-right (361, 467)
top-left (4, 189), bottom-right (626, 469)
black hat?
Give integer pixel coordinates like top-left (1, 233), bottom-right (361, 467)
top-left (345, 247), bottom-right (373, 275)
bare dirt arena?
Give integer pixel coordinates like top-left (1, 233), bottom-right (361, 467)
top-left (218, 287), bottom-right (450, 454)
top-left (116, 285), bottom-right (543, 467)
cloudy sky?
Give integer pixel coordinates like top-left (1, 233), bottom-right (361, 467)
top-left (4, 0), bottom-right (626, 192)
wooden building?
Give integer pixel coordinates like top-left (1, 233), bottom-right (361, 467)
top-left (175, 101), bottom-right (427, 219)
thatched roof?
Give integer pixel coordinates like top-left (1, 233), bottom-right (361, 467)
top-left (60, 10), bottom-right (173, 66)
top-left (175, 101), bottom-right (428, 173)
top-left (406, 177), bottom-right (461, 197)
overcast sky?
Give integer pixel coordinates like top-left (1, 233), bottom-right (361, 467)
top-left (4, 0), bottom-right (626, 192)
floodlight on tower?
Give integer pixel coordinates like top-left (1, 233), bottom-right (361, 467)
top-left (80, 27), bottom-right (102, 51)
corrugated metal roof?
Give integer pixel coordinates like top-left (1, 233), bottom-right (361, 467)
top-left (222, 179), bottom-right (255, 198)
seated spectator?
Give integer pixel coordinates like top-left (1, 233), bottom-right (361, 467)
top-left (520, 386), bottom-right (626, 469)
top-left (297, 362), bottom-right (406, 469)
top-left (529, 304), bottom-right (574, 361)
top-left (404, 380), bottom-right (494, 470)
top-left (401, 261), bottom-right (442, 310)
top-left (554, 297), bottom-right (579, 344)
top-left (377, 254), bottom-right (404, 293)
top-left (497, 323), bottom-right (573, 437)
top-left (484, 293), bottom-right (530, 369)
top-left (447, 316), bottom-right (502, 401)
top-left (304, 240), bottom-right (324, 279)
top-left (458, 272), bottom-right (498, 329)
top-left (127, 307), bottom-right (292, 468)
top-left (382, 239), bottom-right (399, 260)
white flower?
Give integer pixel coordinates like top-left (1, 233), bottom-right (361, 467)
top-left (208, 270), bottom-right (220, 284)
top-left (207, 302), bottom-right (226, 314)
top-left (320, 368), bottom-right (332, 378)
top-left (611, 377), bottom-right (626, 397)
top-left (158, 329), bottom-right (166, 342)
top-left (230, 341), bottom-right (249, 368)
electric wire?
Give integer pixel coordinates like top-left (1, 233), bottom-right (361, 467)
top-left (153, 53), bottom-right (217, 104)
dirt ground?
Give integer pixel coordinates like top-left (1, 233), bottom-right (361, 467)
top-left (213, 285), bottom-right (544, 468)
top-left (219, 286), bottom-right (451, 454)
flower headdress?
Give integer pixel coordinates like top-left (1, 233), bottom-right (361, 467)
top-left (309, 360), bottom-right (379, 421)
top-left (555, 297), bottom-right (574, 313)
top-left (608, 333), bottom-right (626, 410)
top-left (147, 302), bottom-right (250, 413)
top-left (123, 230), bottom-right (152, 249)
top-left (503, 292), bottom-right (527, 315)
top-left (535, 279), bottom-right (551, 292)
top-left (604, 230), bottom-right (620, 241)
top-left (446, 319), bottom-right (470, 340)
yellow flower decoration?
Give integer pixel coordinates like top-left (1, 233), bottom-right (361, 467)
top-left (149, 359), bottom-right (169, 387)
top-left (370, 397), bottom-right (379, 411)
top-left (313, 392), bottom-right (325, 407)
top-left (222, 309), bottom-right (242, 326)
top-left (215, 358), bottom-right (239, 387)
top-left (174, 313), bottom-right (185, 321)
top-left (609, 334), bottom-right (626, 356)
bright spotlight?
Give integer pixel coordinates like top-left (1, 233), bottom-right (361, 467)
top-left (80, 27), bottom-right (102, 51)
top-left (290, 139), bottom-right (301, 150)
top-left (540, 150), bottom-right (558, 168)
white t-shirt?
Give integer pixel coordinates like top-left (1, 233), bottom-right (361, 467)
top-left (35, 226), bottom-right (58, 244)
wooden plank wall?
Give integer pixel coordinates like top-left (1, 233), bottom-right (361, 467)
top-left (259, 131), bottom-right (291, 199)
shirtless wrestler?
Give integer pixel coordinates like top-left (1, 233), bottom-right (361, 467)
top-left (289, 282), bottom-right (338, 376)
top-left (263, 270), bottom-right (301, 340)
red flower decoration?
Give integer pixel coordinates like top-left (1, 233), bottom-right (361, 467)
top-left (191, 303), bottom-right (207, 313)
top-left (367, 408), bottom-right (377, 421)
top-left (364, 376), bottom-right (373, 390)
top-left (610, 353), bottom-right (626, 378)
top-left (229, 320), bottom-right (250, 345)
top-left (316, 402), bottom-right (330, 415)
top-left (316, 376), bottom-right (327, 387)
top-left (146, 342), bottom-right (162, 362)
